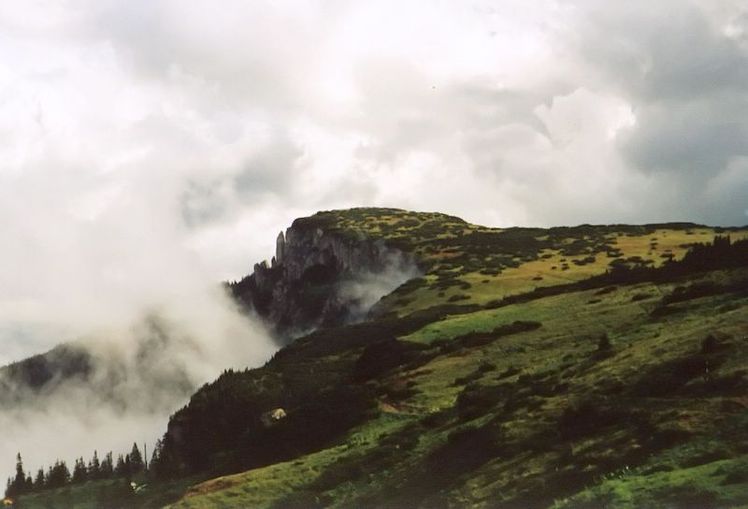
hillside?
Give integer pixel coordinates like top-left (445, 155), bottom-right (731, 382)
top-left (0, 344), bottom-right (92, 403)
top-left (13, 208), bottom-right (748, 509)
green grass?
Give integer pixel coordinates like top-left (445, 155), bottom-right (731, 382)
top-left (553, 456), bottom-right (748, 509)
top-left (17, 476), bottom-right (200, 509)
top-left (168, 413), bottom-right (415, 509)
top-left (169, 266), bottom-right (748, 508)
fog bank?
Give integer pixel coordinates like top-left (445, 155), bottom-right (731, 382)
top-left (0, 287), bottom-right (276, 481)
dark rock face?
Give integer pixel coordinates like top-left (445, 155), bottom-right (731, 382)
top-left (230, 222), bottom-right (419, 341)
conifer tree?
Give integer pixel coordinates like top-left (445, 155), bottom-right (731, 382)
top-left (88, 450), bottom-right (101, 480)
top-left (47, 460), bottom-right (70, 489)
top-left (34, 468), bottom-right (45, 491)
top-left (100, 452), bottom-right (114, 478)
top-left (129, 443), bottom-right (144, 473)
top-left (114, 454), bottom-right (128, 478)
top-left (6, 452), bottom-right (27, 497)
top-left (149, 438), bottom-right (163, 478)
top-left (72, 457), bottom-right (88, 484)
top-left (149, 436), bottom-right (178, 480)
top-left (14, 453), bottom-right (25, 486)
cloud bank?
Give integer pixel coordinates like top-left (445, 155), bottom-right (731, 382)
top-left (2, 2), bottom-right (745, 304)
top-left (0, 288), bottom-right (276, 482)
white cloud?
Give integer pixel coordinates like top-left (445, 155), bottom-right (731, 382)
top-left (1, 0), bottom-right (745, 363)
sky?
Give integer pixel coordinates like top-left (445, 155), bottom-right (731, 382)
top-left (0, 0), bottom-right (747, 368)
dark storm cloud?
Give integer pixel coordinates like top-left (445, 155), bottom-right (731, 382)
top-left (575, 2), bottom-right (748, 101)
top-left (621, 105), bottom-right (748, 175)
top-left (567, 0), bottom-right (748, 225)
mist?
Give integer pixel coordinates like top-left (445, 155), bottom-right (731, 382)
top-left (0, 287), bottom-right (276, 481)
top-left (339, 252), bottom-right (422, 322)
top-left (0, 154), bottom-right (280, 479)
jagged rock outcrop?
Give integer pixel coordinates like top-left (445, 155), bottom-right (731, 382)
top-left (230, 218), bottom-right (419, 341)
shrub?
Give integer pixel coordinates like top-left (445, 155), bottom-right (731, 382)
top-left (597, 333), bottom-right (612, 351)
top-left (662, 282), bottom-right (722, 305)
top-left (477, 362), bottom-right (496, 373)
top-left (456, 383), bottom-right (511, 420)
top-left (722, 464), bottom-right (748, 485)
top-left (454, 321), bottom-right (541, 348)
top-left (497, 366), bottom-right (521, 379)
top-left (660, 484), bottom-right (719, 509)
top-left (352, 338), bottom-right (431, 382)
top-left (272, 490), bottom-right (329, 508)
top-left (420, 410), bottom-right (451, 429)
top-left (630, 353), bottom-right (722, 397)
top-left (557, 398), bottom-right (632, 440)
top-left (701, 334), bottom-right (719, 354)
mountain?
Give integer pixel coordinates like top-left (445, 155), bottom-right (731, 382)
top-left (0, 344), bottom-right (92, 403)
top-left (0, 315), bottom-right (204, 413)
top-left (228, 208), bottom-right (423, 340)
top-left (13, 208), bottom-right (748, 508)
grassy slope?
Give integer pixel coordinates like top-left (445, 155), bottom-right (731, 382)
top-left (170, 268), bottom-right (748, 508)
top-left (16, 476), bottom-right (201, 509)
top-left (167, 210), bottom-right (748, 509)
top-left (18, 209), bottom-right (748, 508)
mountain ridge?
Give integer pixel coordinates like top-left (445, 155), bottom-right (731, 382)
top-left (6, 208), bottom-right (748, 508)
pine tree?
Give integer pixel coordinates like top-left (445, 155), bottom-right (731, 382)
top-left (149, 436), bottom-right (178, 480)
top-left (47, 460), bottom-right (70, 489)
top-left (7, 452), bottom-right (27, 497)
top-left (129, 443), bottom-right (144, 473)
top-left (72, 457), bottom-right (88, 484)
top-left (114, 454), bottom-right (128, 478)
top-left (100, 452), bottom-right (114, 478)
top-left (34, 468), bottom-right (45, 491)
top-left (88, 450), bottom-right (101, 480)
top-left (14, 453), bottom-right (25, 485)
top-left (149, 438), bottom-right (163, 479)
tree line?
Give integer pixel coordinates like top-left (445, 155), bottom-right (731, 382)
top-left (5, 443), bottom-right (149, 498)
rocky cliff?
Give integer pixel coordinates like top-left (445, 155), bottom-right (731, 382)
top-left (229, 214), bottom-right (420, 341)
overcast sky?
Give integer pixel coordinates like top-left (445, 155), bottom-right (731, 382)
top-left (1, 0), bottom-right (747, 361)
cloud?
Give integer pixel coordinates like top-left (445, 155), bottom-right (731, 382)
top-left (2, 0), bottom-right (745, 355)
top-left (0, 287), bottom-right (277, 482)
top-left (567, 0), bottom-right (748, 224)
